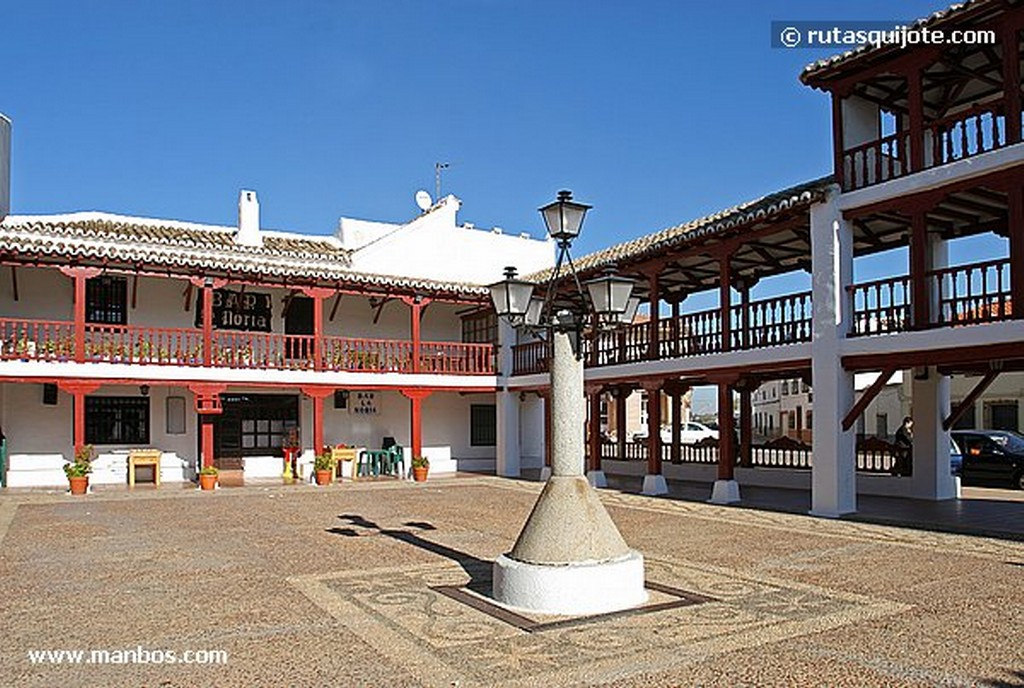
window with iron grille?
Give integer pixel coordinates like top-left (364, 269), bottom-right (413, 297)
top-left (86, 276), bottom-right (128, 325)
top-left (462, 312), bottom-right (497, 345)
top-left (85, 396), bottom-right (150, 445)
top-left (470, 404), bottom-right (497, 447)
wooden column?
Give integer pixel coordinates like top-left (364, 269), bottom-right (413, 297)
top-left (647, 271), bottom-right (660, 360)
top-left (402, 296), bottom-right (431, 374)
top-left (641, 380), bottom-right (662, 476)
top-left (586, 385), bottom-right (602, 472)
top-left (739, 386), bottom-right (753, 468)
top-left (719, 253), bottom-right (733, 352)
top-left (400, 389), bottom-right (432, 459)
top-left (670, 299), bottom-right (680, 357)
top-left (670, 387), bottom-right (682, 465)
top-left (58, 380), bottom-right (101, 451)
top-left (59, 267), bottom-right (101, 362)
top-left (831, 93), bottom-right (846, 188)
top-left (303, 287), bottom-right (334, 371)
top-left (188, 383), bottom-right (226, 469)
top-left (1010, 185), bottom-right (1024, 319)
top-left (909, 209), bottom-right (930, 328)
top-left (908, 64), bottom-right (925, 172)
top-left (716, 379), bottom-right (736, 481)
top-left (189, 277), bottom-right (226, 367)
top-left (1004, 26), bottom-right (1021, 145)
top-left (739, 282), bottom-right (751, 350)
top-left (615, 387), bottom-right (627, 461)
top-left (302, 387), bottom-right (333, 454)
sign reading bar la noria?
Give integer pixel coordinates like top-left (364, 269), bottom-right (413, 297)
top-left (195, 288), bottom-right (272, 332)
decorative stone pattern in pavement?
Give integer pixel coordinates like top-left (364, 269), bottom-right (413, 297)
top-left (290, 554), bottom-right (908, 688)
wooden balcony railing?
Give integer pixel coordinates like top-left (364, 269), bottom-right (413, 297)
top-left (931, 257), bottom-right (1013, 326)
top-left (511, 339), bottom-right (549, 376)
top-left (0, 318), bottom-right (494, 376)
top-left (849, 258), bottom-right (1014, 335)
top-left (841, 100), bottom-right (1015, 191)
top-left (849, 275), bottom-right (912, 335)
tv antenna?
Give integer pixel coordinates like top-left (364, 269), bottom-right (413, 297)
top-left (434, 162), bottom-right (450, 201)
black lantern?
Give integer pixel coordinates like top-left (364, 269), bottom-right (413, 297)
top-left (539, 190), bottom-right (591, 243)
top-left (584, 269), bottom-right (636, 319)
top-left (488, 266), bottom-right (536, 322)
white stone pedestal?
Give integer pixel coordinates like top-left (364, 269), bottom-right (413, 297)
top-left (493, 551), bottom-right (647, 615)
top-left (642, 474), bottom-right (667, 496)
top-left (586, 469), bottom-right (607, 488)
top-left (708, 479), bottom-right (741, 504)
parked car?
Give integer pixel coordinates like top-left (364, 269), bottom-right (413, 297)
top-left (950, 430), bottom-right (1024, 489)
top-left (631, 422), bottom-right (719, 445)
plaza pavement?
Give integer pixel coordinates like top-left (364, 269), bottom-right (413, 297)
top-left (1, 474), bottom-right (1023, 687)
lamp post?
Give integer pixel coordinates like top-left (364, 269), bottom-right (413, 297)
top-left (489, 191), bottom-right (647, 615)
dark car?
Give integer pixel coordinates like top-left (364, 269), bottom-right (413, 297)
top-left (950, 430), bottom-right (1024, 489)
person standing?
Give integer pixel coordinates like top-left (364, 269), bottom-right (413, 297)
top-left (893, 416), bottom-right (913, 476)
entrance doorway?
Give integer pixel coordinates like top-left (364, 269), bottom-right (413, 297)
top-left (211, 394), bottom-right (300, 465)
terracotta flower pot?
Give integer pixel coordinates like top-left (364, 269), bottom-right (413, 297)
top-left (199, 474), bottom-right (218, 491)
top-left (68, 476), bottom-right (89, 495)
top-left (315, 469), bottom-right (333, 486)
top-left (412, 466), bottom-right (428, 482)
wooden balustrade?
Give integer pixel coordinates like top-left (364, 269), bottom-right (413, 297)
top-left (930, 257), bottom-right (1012, 326)
top-left (737, 291), bottom-right (813, 349)
top-left (511, 339), bottom-right (549, 376)
top-left (750, 436), bottom-right (812, 469)
top-left (0, 317), bottom-right (492, 376)
top-left (671, 307), bottom-right (723, 356)
top-left (925, 101), bottom-right (1007, 170)
top-left (848, 275), bottom-right (912, 336)
top-left (842, 131), bottom-right (911, 191)
top-left (0, 318), bottom-right (77, 361)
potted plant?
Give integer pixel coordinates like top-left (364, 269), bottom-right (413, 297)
top-left (64, 444), bottom-right (95, 495)
top-left (411, 455), bottom-right (429, 482)
top-left (314, 449), bottom-right (336, 486)
top-left (198, 465), bottom-right (219, 491)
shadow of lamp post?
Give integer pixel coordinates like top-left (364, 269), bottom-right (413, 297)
top-left (488, 190), bottom-right (646, 615)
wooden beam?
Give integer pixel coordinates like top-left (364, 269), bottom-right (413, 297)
top-left (943, 369), bottom-right (999, 431)
top-left (10, 266), bottom-right (17, 302)
top-left (841, 367), bottom-right (897, 432)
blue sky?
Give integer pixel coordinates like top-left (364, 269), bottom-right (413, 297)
top-left (4, 0), bottom-right (959, 257)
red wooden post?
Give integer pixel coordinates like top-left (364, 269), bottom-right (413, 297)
top-left (59, 267), bottom-right (101, 363)
top-left (908, 64), bottom-right (924, 172)
top-left (202, 282), bottom-right (213, 366)
top-left (201, 420), bottom-right (215, 469)
top-left (1010, 186), bottom-right (1024, 319)
top-left (401, 296), bottom-right (431, 374)
top-left (716, 379), bottom-right (736, 481)
top-left (302, 287), bottom-right (334, 371)
top-left (670, 387), bottom-right (682, 465)
top-left (301, 387), bottom-right (334, 455)
top-left (719, 252), bottom-right (733, 352)
top-left (189, 383), bottom-right (226, 469)
top-left (831, 93), bottom-right (846, 188)
top-left (642, 380), bottom-right (662, 477)
top-left (910, 209), bottom-right (930, 328)
top-left (739, 386), bottom-right (753, 468)
top-left (615, 387), bottom-right (627, 461)
top-left (587, 385), bottom-right (602, 472)
top-left (739, 282), bottom-right (751, 350)
top-left (1004, 27), bottom-right (1021, 145)
top-left (647, 271), bottom-right (660, 360)
top-left (58, 380), bottom-right (100, 452)
top-left (400, 389), bottom-right (432, 458)
top-left (670, 299), bottom-right (680, 357)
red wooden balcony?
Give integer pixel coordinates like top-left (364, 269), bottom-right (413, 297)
top-left (512, 291), bottom-right (812, 374)
top-left (848, 257), bottom-right (1014, 335)
top-left (841, 100), bottom-right (1014, 192)
top-left (0, 318), bottom-right (496, 376)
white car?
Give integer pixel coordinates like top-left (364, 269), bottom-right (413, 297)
top-left (632, 422), bottom-right (719, 445)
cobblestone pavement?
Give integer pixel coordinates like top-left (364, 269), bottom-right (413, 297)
top-left (2, 476), bottom-right (1023, 687)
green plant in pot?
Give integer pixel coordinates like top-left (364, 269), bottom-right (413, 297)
top-left (65, 444), bottom-right (95, 495)
top-left (314, 449), bottom-right (336, 486)
top-left (198, 465), bottom-right (219, 491)
top-left (411, 455), bottom-right (429, 482)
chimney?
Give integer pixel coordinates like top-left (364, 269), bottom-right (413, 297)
top-left (0, 114), bottom-right (10, 222)
top-left (236, 189), bottom-right (262, 246)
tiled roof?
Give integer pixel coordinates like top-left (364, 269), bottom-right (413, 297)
top-left (0, 212), bottom-right (488, 298)
top-left (800, 0), bottom-right (988, 86)
top-left (527, 176), bottom-right (834, 282)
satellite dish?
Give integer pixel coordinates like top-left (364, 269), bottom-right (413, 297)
top-left (415, 190), bottom-right (433, 211)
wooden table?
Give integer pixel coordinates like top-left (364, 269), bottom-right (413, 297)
top-left (128, 449), bottom-right (162, 487)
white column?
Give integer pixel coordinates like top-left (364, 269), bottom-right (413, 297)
top-left (910, 367), bottom-right (957, 500)
top-left (495, 319), bottom-right (521, 477)
top-left (810, 190), bottom-right (858, 517)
